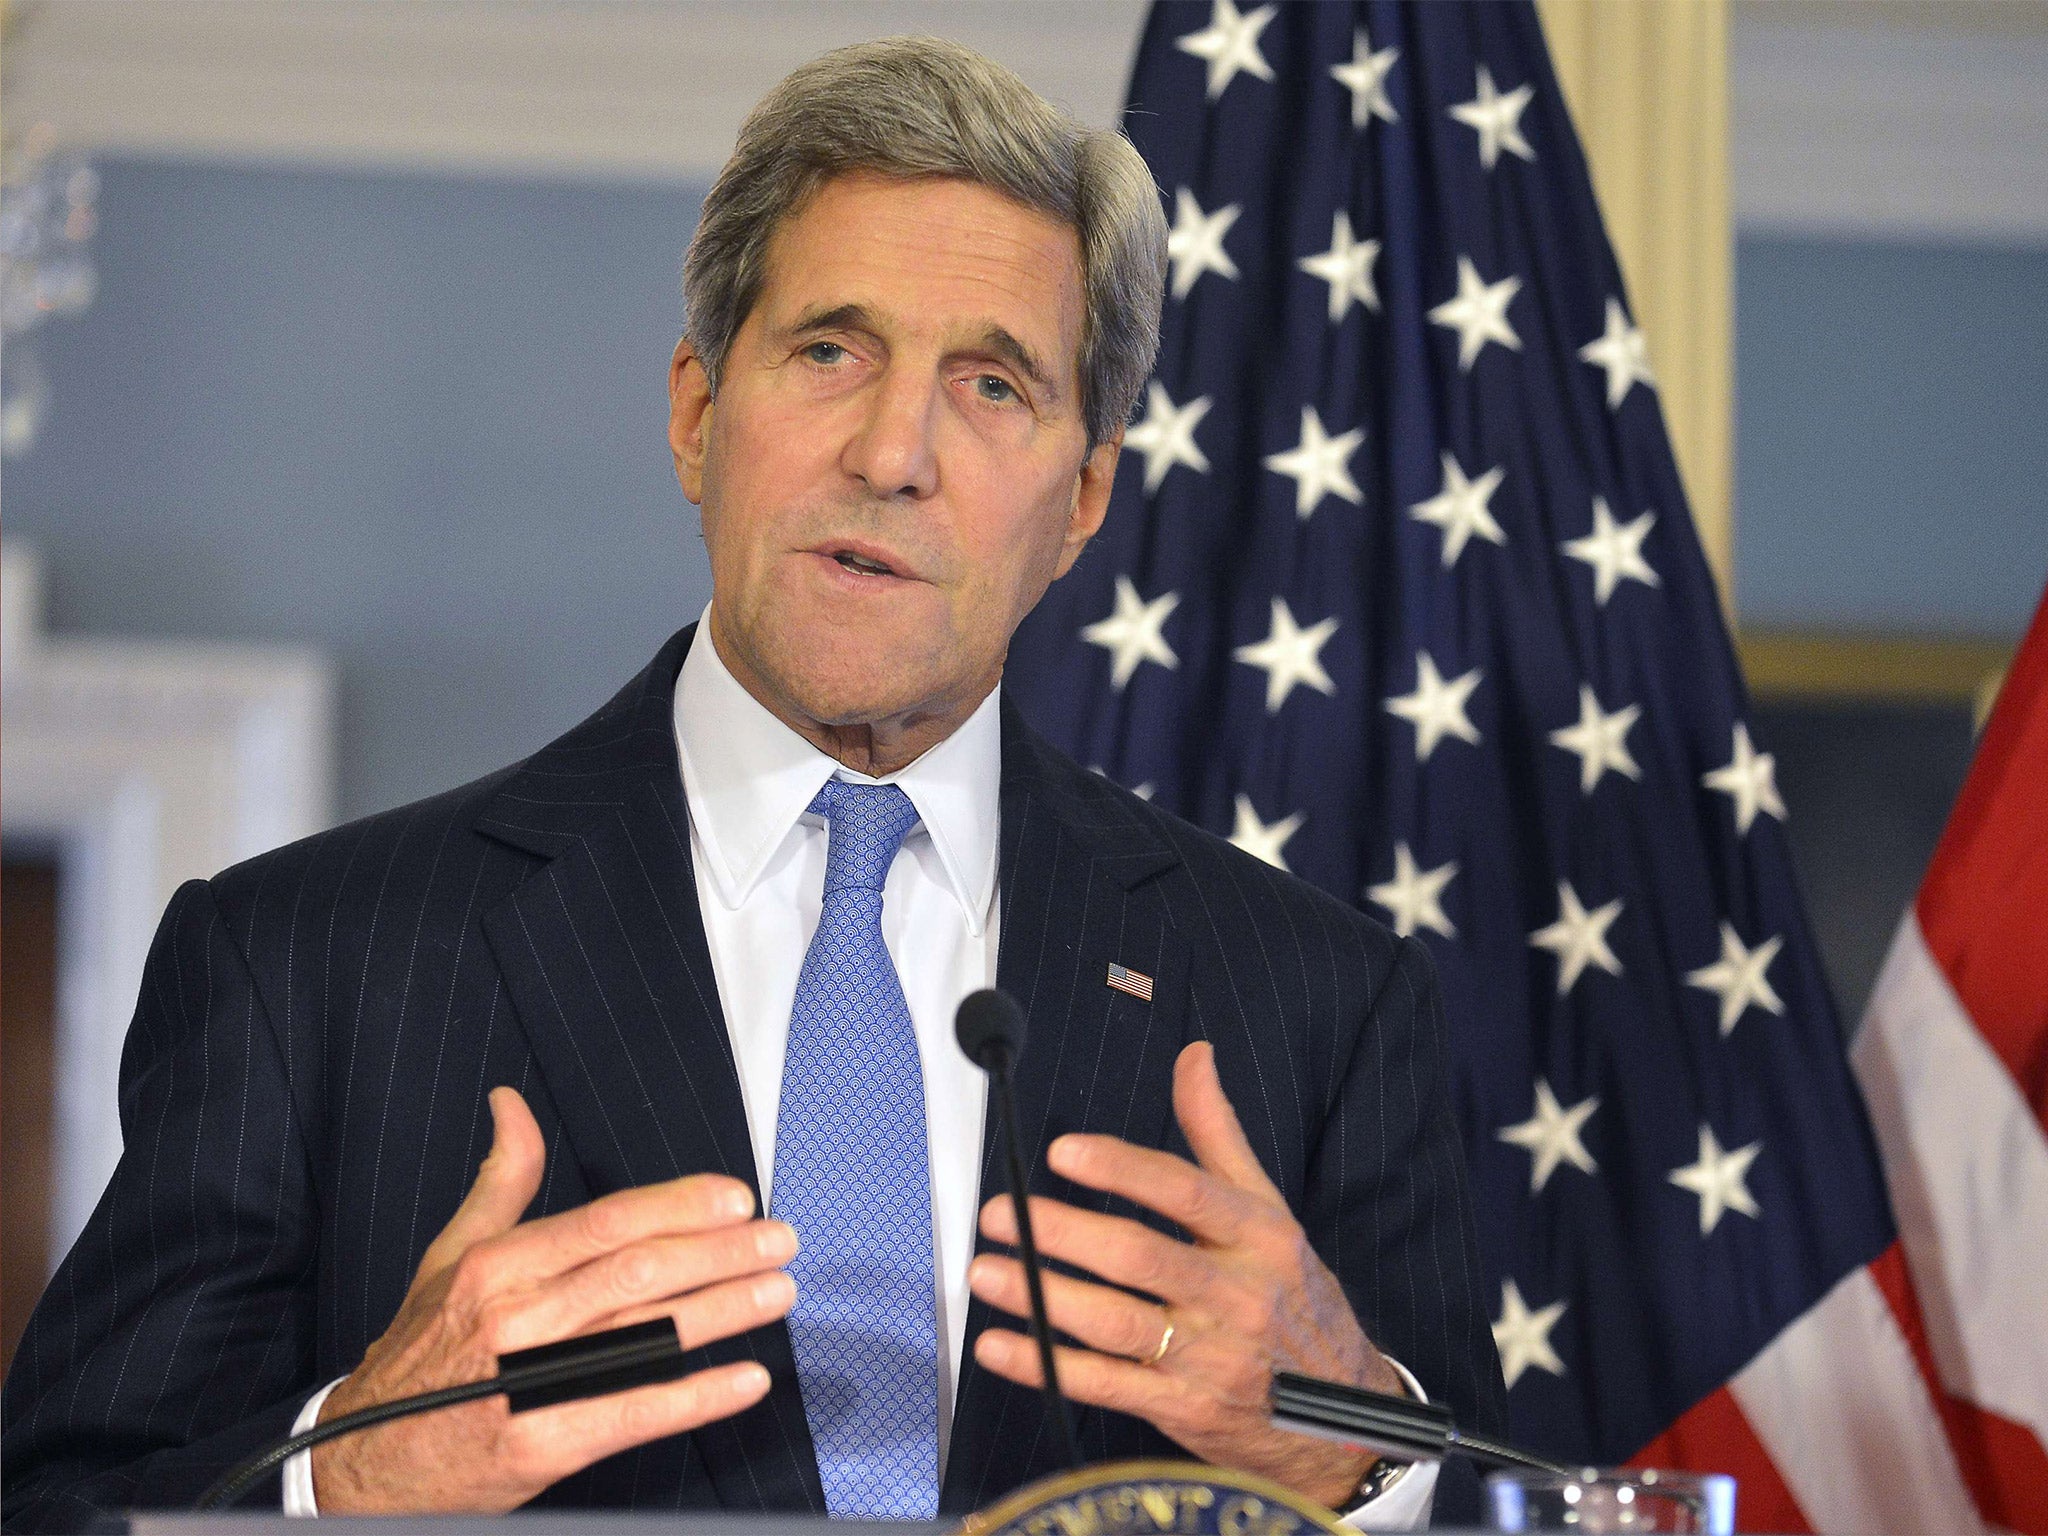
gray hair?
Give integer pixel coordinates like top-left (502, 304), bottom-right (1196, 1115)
top-left (682, 36), bottom-right (1167, 449)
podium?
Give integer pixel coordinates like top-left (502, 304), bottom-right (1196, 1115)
top-left (116, 1458), bottom-right (1389, 1536)
top-left (122, 1523), bottom-right (1492, 1536)
top-left (129, 1520), bottom-right (950, 1536)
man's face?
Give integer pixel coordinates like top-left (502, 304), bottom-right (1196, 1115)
top-left (669, 172), bottom-right (1119, 743)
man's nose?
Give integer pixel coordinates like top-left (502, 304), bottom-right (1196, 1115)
top-left (840, 366), bottom-right (941, 500)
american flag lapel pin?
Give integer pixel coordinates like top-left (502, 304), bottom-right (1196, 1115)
top-left (1106, 962), bottom-right (1154, 1002)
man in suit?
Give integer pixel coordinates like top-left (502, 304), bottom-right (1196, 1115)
top-left (2, 37), bottom-right (1503, 1531)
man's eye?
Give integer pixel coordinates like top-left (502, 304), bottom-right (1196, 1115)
top-left (803, 341), bottom-right (847, 365)
top-left (975, 374), bottom-right (1018, 403)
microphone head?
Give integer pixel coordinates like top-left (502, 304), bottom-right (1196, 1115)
top-left (955, 988), bottom-right (1028, 1070)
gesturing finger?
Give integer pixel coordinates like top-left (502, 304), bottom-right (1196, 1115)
top-left (972, 1327), bottom-right (1272, 1438)
top-left (980, 1194), bottom-right (1222, 1307)
top-left (493, 1171), bottom-right (759, 1284)
top-left (598, 1268), bottom-right (798, 1354)
top-left (1170, 1042), bottom-right (1286, 1205)
top-left (973, 1327), bottom-right (1186, 1426)
top-left (416, 1089), bottom-right (548, 1284)
top-left (498, 1221), bottom-right (798, 1351)
top-left (1042, 1132), bottom-right (1270, 1249)
top-left (968, 1252), bottom-right (1181, 1365)
top-left (498, 1359), bottom-right (773, 1491)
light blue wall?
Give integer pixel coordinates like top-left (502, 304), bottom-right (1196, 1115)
top-left (6, 158), bottom-right (714, 821)
top-left (1734, 236), bottom-right (2048, 634)
top-left (8, 159), bottom-right (2045, 823)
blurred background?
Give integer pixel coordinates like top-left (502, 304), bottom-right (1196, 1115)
top-left (3, 0), bottom-right (2044, 1375)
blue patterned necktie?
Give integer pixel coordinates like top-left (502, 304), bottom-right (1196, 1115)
top-left (771, 779), bottom-right (940, 1519)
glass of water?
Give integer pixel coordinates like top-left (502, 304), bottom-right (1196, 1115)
top-left (1488, 1469), bottom-right (1735, 1534)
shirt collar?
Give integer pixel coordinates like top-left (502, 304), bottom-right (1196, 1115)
top-left (673, 606), bottom-right (1002, 934)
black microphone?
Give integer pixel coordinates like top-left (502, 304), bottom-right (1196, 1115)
top-left (955, 987), bottom-right (1083, 1470)
top-left (193, 1317), bottom-right (689, 1511)
top-left (1270, 1370), bottom-right (1576, 1477)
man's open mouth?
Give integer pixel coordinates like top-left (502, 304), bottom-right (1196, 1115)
top-left (829, 549), bottom-right (900, 578)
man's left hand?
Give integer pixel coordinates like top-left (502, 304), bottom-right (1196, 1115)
top-left (968, 1040), bottom-right (1405, 1509)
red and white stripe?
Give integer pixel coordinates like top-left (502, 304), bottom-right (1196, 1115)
top-left (1636, 587), bottom-right (2048, 1534)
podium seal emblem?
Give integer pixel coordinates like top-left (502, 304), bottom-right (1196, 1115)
top-left (955, 1460), bottom-right (1349, 1536)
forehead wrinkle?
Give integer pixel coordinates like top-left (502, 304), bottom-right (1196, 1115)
top-left (782, 301), bottom-right (878, 338)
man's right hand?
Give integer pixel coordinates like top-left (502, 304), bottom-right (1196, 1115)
top-left (310, 1087), bottom-right (797, 1514)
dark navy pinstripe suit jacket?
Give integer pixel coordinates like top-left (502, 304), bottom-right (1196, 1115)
top-left (2, 624), bottom-right (1504, 1531)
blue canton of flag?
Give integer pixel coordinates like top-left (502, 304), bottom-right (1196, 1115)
top-left (1006, 0), bottom-right (1896, 1469)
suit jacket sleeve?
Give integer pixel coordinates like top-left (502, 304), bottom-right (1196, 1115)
top-left (2, 879), bottom-right (322, 1531)
top-left (1300, 925), bottom-right (1507, 1524)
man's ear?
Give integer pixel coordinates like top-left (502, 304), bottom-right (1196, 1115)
top-left (668, 337), bottom-right (714, 505)
top-left (1053, 430), bottom-right (1122, 580)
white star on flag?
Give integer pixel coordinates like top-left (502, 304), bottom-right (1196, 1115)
top-left (1563, 497), bottom-right (1660, 605)
top-left (1263, 405), bottom-right (1365, 519)
top-left (1498, 1079), bottom-right (1599, 1192)
top-left (1175, 0), bottom-right (1277, 101)
top-left (1409, 451), bottom-right (1507, 568)
top-left (1668, 1124), bottom-right (1763, 1235)
top-left (1089, 765), bottom-right (1157, 804)
top-left (1548, 685), bottom-right (1643, 795)
top-left (1449, 64), bottom-right (1536, 170)
top-left (1234, 597), bottom-right (1340, 713)
top-left (1229, 794), bottom-right (1303, 871)
top-left (1703, 721), bottom-right (1788, 835)
top-left (1368, 842), bottom-right (1458, 939)
top-left (1165, 188), bottom-right (1242, 300)
top-left (1492, 1280), bottom-right (1567, 1390)
top-left (1686, 922), bottom-right (1787, 1036)
top-left (1428, 256), bottom-right (1522, 371)
top-left (1529, 881), bottom-right (1624, 995)
top-left (1124, 382), bottom-right (1213, 492)
top-left (1080, 576), bottom-right (1180, 688)
top-left (1578, 297), bottom-right (1658, 409)
top-left (1385, 652), bottom-right (1483, 762)
top-left (1297, 211), bottom-right (1382, 323)
top-left (1330, 27), bottom-right (1399, 127)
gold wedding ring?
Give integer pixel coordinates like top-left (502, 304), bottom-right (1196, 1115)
top-left (1144, 1317), bottom-right (1175, 1366)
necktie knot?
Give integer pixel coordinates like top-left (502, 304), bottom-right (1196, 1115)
top-left (808, 779), bottom-right (919, 896)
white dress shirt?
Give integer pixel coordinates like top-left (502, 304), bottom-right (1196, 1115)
top-left (674, 608), bottom-right (999, 1473)
top-left (286, 611), bottom-right (1435, 1525)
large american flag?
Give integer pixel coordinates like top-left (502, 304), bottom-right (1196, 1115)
top-left (1005, 3), bottom-right (1988, 1528)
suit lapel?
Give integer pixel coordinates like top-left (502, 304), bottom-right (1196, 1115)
top-left (476, 624), bottom-right (826, 1512)
top-left (941, 701), bottom-right (1192, 1514)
